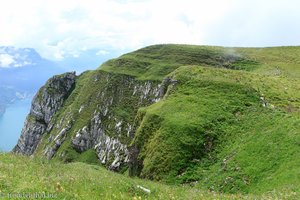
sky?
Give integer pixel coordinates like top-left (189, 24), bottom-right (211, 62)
top-left (0, 0), bottom-right (300, 61)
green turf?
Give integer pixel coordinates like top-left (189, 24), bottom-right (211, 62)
top-left (0, 153), bottom-right (296, 199)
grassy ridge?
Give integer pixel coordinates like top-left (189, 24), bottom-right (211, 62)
top-left (101, 44), bottom-right (260, 80)
top-left (100, 44), bottom-right (300, 80)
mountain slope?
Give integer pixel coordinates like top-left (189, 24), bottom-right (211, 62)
top-left (2, 153), bottom-right (291, 200)
top-left (129, 65), bottom-right (300, 194)
top-left (13, 44), bottom-right (300, 196)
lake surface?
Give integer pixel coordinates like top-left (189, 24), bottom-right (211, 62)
top-left (0, 99), bottom-right (31, 152)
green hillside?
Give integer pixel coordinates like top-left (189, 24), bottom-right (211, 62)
top-left (130, 66), bottom-right (300, 193)
top-left (101, 44), bottom-right (300, 79)
top-left (102, 44), bottom-right (300, 193)
top-left (0, 153), bottom-right (296, 199)
top-left (9, 44), bottom-right (300, 199)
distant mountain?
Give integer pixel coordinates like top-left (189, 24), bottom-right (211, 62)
top-left (0, 46), bottom-right (122, 116)
top-left (0, 46), bottom-right (64, 115)
top-left (0, 46), bottom-right (64, 91)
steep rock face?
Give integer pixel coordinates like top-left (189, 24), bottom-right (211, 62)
top-left (29, 72), bottom-right (76, 124)
top-left (17, 70), bottom-right (165, 171)
top-left (13, 72), bottom-right (76, 155)
top-left (85, 77), bottom-right (160, 170)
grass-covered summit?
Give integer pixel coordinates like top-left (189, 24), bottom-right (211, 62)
top-left (101, 44), bottom-right (259, 80)
top-left (11, 44), bottom-right (300, 199)
top-left (101, 44), bottom-right (300, 79)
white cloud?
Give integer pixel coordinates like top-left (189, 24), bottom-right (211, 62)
top-left (96, 50), bottom-right (109, 56)
top-left (0, 0), bottom-right (300, 60)
top-left (203, 0), bottom-right (300, 47)
top-left (0, 54), bottom-right (15, 68)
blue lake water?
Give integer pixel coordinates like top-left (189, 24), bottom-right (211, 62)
top-left (0, 99), bottom-right (31, 152)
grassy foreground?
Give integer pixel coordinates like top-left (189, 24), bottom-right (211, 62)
top-left (0, 153), bottom-right (297, 200)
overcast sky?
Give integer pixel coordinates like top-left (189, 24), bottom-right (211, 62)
top-left (0, 0), bottom-right (300, 61)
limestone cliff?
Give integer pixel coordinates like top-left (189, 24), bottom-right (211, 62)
top-left (13, 72), bottom-right (76, 155)
top-left (13, 69), bottom-right (165, 171)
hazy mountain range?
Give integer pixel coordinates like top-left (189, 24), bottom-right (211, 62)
top-left (0, 46), bottom-right (62, 115)
top-left (0, 46), bottom-right (120, 116)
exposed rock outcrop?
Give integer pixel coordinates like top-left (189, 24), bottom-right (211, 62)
top-left (13, 69), bottom-right (168, 171)
top-left (13, 72), bottom-right (76, 155)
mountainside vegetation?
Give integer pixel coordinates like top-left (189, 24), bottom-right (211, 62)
top-left (0, 153), bottom-right (296, 199)
top-left (10, 44), bottom-right (300, 199)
